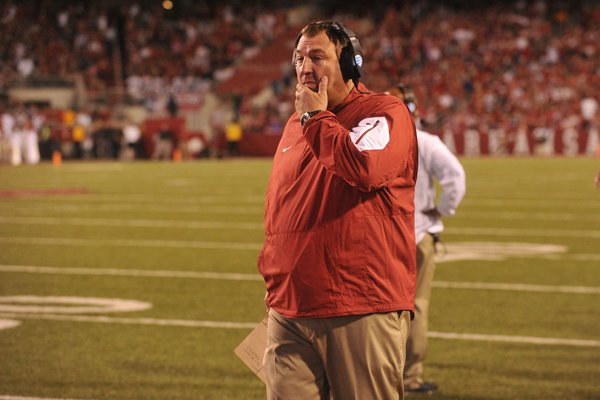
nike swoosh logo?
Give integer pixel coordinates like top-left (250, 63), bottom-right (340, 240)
top-left (282, 146), bottom-right (293, 153)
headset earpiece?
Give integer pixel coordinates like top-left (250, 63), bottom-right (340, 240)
top-left (331, 22), bottom-right (363, 84)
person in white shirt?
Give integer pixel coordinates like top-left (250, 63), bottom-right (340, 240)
top-left (1, 105), bottom-right (19, 165)
top-left (388, 84), bottom-right (466, 395)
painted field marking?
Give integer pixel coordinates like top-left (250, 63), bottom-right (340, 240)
top-left (0, 296), bottom-right (151, 314)
top-left (0, 193), bottom-right (264, 204)
top-left (0, 319), bottom-right (21, 331)
top-left (0, 265), bottom-right (263, 282)
top-left (94, 193), bottom-right (266, 203)
top-left (427, 332), bottom-right (600, 348)
top-left (446, 227), bottom-right (600, 239)
top-left (0, 313), bottom-right (256, 329)
top-left (463, 198), bottom-right (600, 209)
top-left (0, 312), bottom-right (597, 348)
top-left (0, 236), bottom-right (585, 253)
top-left (0, 203), bottom-right (263, 215)
top-left (431, 281), bottom-right (600, 294)
top-left (1, 265), bottom-right (598, 295)
top-left (460, 210), bottom-right (600, 223)
top-left (436, 242), bottom-right (567, 262)
top-left (3, 193), bottom-right (595, 207)
top-left (8, 209), bottom-right (598, 223)
top-left (4, 215), bottom-right (599, 237)
top-left (0, 216), bottom-right (263, 230)
top-left (0, 237), bottom-right (263, 251)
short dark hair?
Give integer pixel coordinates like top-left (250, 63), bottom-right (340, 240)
top-left (295, 21), bottom-right (350, 51)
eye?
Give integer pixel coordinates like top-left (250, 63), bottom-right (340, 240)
top-left (295, 55), bottom-right (304, 64)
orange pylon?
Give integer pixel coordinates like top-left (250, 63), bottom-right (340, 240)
top-left (172, 149), bottom-right (182, 162)
top-left (52, 150), bottom-right (62, 166)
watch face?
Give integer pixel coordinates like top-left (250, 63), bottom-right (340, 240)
top-left (301, 113), bottom-right (309, 125)
top-left (301, 110), bottom-right (321, 125)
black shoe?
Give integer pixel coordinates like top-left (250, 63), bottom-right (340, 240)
top-left (405, 382), bottom-right (438, 395)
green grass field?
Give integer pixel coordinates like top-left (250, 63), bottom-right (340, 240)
top-left (0, 157), bottom-right (599, 400)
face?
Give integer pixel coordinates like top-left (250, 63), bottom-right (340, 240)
top-left (294, 30), bottom-right (347, 97)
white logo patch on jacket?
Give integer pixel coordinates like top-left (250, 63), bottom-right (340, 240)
top-left (349, 116), bottom-right (390, 152)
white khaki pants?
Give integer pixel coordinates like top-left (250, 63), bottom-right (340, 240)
top-left (264, 309), bottom-right (410, 400)
top-left (404, 233), bottom-right (436, 388)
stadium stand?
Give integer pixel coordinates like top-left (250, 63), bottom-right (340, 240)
top-left (0, 0), bottom-right (598, 161)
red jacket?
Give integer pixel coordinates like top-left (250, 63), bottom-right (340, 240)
top-left (258, 87), bottom-right (417, 318)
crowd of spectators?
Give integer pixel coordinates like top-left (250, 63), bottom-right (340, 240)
top-left (1, 0), bottom-right (599, 160)
top-left (357, 0), bottom-right (600, 137)
top-left (0, 0), bottom-right (288, 110)
top-left (258, 0), bottom-right (599, 144)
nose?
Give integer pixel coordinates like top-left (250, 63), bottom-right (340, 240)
top-left (298, 58), bottom-right (313, 75)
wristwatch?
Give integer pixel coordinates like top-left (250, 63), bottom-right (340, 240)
top-left (300, 110), bottom-right (322, 126)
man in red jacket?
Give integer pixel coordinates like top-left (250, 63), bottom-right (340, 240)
top-left (258, 21), bottom-right (418, 399)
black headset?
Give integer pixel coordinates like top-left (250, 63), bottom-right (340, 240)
top-left (292, 21), bottom-right (364, 88)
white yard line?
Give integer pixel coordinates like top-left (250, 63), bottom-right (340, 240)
top-left (3, 194), bottom-right (596, 207)
top-left (0, 237), bottom-right (262, 251)
top-left (0, 194), bottom-right (264, 204)
top-left (446, 227), bottom-right (600, 239)
top-left (427, 332), bottom-right (600, 348)
top-left (0, 313), bottom-right (257, 329)
top-left (6, 215), bottom-right (600, 232)
top-left (0, 312), bottom-right (597, 348)
top-left (0, 296), bottom-right (151, 314)
top-left (105, 194), bottom-right (265, 203)
top-left (0, 216), bottom-right (263, 230)
top-left (1, 265), bottom-right (598, 294)
top-left (463, 198), bottom-right (600, 209)
top-left (460, 210), bottom-right (600, 223)
top-left (0, 265), bottom-right (263, 281)
top-left (431, 281), bottom-right (600, 294)
top-left (2, 210), bottom-right (599, 237)
top-left (0, 203), bottom-right (263, 215)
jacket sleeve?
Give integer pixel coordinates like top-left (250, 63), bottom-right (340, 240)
top-left (302, 98), bottom-right (417, 191)
top-left (424, 134), bottom-right (466, 216)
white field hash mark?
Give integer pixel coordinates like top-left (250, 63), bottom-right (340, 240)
top-left (1, 265), bottom-right (599, 294)
top-left (0, 312), bottom-right (597, 348)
